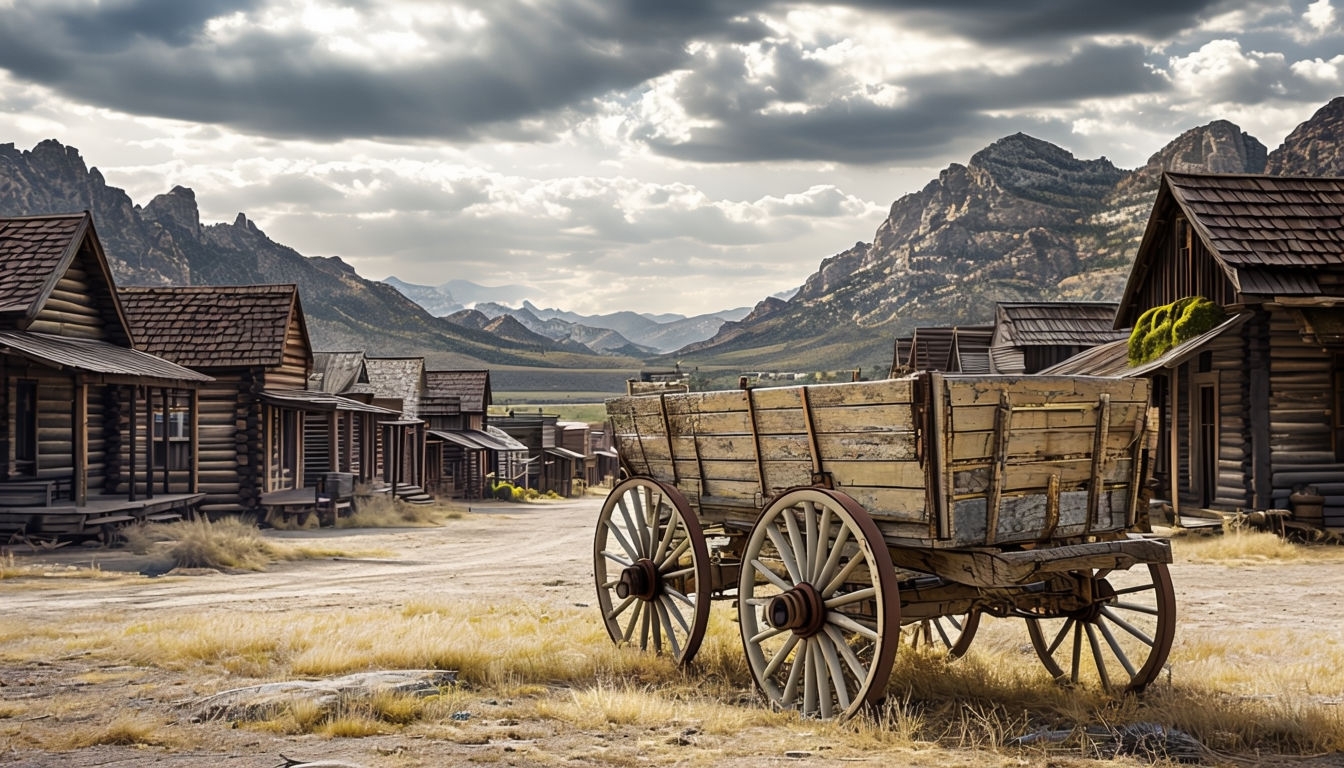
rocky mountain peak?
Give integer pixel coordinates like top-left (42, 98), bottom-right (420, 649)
top-left (143, 185), bottom-right (202, 239)
top-left (1266, 96), bottom-right (1344, 176)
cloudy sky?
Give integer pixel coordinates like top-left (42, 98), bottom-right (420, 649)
top-left (0, 1), bottom-right (1341, 316)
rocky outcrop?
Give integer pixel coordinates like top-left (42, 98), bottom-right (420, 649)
top-left (1266, 96), bottom-right (1344, 176)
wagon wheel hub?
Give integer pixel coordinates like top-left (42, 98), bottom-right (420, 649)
top-left (616, 558), bottom-right (661, 601)
top-left (766, 582), bottom-right (826, 638)
top-left (1067, 575), bottom-right (1117, 622)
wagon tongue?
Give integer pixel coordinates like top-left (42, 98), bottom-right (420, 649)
top-left (615, 559), bottom-right (661, 601)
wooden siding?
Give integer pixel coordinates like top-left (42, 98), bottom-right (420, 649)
top-left (1130, 214), bottom-right (1238, 318)
top-left (28, 261), bottom-right (105, 340)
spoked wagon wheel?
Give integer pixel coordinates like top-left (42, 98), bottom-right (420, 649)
top-left (1024, 563), bottom-right (1176, 693)
top-left (593, 477), bottom-right (711, 665)
top-left (738, 488), bottom-right (900, 719)
top-left (905, 611), bottom-right (981, 659)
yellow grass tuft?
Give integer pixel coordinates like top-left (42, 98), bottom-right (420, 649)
top-left (338, 493), bottom-right (464, 528)
top-left (1172, 526), bottom-right (1344, 564)
top-left (60, 713), bottom-right (174, 748)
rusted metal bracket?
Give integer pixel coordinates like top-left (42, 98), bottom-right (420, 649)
top-left (658, 393), bottom-right (678, 484)
top-left (800, 386), bottom-right (831, 489)
top-left (745, 387), bottom-right (767, 498)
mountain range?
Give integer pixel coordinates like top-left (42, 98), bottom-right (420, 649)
top-left (672, 96), bottom-right (1344, 376)
top-left (2, 95), bottom-right (1343, 377)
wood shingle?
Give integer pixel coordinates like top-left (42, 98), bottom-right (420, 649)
top-left (119, 285), bottom-right (304, 368)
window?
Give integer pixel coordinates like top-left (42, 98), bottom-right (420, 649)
top-left (13, 380), bottom-right (37, 476)
top-left (152, 402), bottom-right (190, 470)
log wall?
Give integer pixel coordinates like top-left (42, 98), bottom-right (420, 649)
top-left (1267, 312), bottom-right (1344, 526)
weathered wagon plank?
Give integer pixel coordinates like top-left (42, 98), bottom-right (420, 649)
top-left (949, 402), bottom-right (1145, 433)
top-left (952, 457), bottom-right (1134, 494)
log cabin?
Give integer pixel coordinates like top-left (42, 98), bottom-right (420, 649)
top-left (0, 213), bottom-right (211, 540)
top-left (119, 285), bottom-right (394, 519)
top-left (988, 302), bottom-right (1127, 374)
top-left (421, 369), bottom-right (525, 499)
top-left (363, 357), bottom-right (428, 500)
top-left (1058, 172), bottom-right (1344, 531)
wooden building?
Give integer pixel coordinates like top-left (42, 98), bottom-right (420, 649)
top-left (421, 370), bottom-right (525, 499)
top-left (890, 326), bottom-right (992, 376)
top-left (363, 357), bottom-right (427, 498)
top-left (0, 213), bottom-right (211, 539)
top-left (120, 285), bottom-right (392, 518)
top-left (988, 302), bottom-right (1127, 374)
top-left (1102, 172), bottom-right (1344, 530)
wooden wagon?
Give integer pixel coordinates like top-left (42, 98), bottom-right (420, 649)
top-left (596, 372), bottom-right (1174, 718)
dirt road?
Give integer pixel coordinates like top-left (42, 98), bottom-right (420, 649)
top-left (5, 496), bottom-right (1344, 767)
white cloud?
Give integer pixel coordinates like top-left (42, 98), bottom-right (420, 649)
top-left (1303, 0), bottom-right (1337, 36)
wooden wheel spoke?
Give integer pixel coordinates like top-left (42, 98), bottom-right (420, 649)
top-left (640, 598), bottom-right (653, 650)
top-left (1111, 601), bottom-right (1161, 616)
top-left (655, 598), bottom-right (681, 659)
top-left (813, 641), bottom-right (833, 718)
top-left (1070, 621), bottom-right (1084, 683)
top-left (1110, 583), bottom-right (1156, 598)
top-left (821, 549), bottom-right (865, 598)
top-left (661, 565), bottom-right (695, 580)
top-left (615, 497), bottom-right (644, 558)
top-left (825, 610), bottom-right (880, 642)
top-left (665, 585), bottom-right (694, 607)
top-left (765, 523), bottom-right (803, 584)
top-left (1044, 617), bottom-right (1076, 655)
top-left (784, 508), bottom-right (806, 583)
top-left (763, 633), bottom-right (801, 678)
top-left (650, 594), bottom-right (663, 651)
top-left (824, 624), bottom-right (869, 681)
top-left (802, 640), bottom-right (819, 716)
top-left (606, 596), bottom-right (636, 622)
top-left (601, 549), bottom-right (633, 569)
top-left (751, 558), bottom-right (795, 592)
top-left (818, 632), bottom-right (851, 712)
top-left (812, 506), bottom-right (833, 585)
top-left (782, 638), bottom-right (806, 703)
top-left (933, 618), bottom-right (954, 647)
top-left (1096, 616), bottom-right (1139, 678)
top-left (656, 537), bottom-right (690, 572)
top-left (750, 624), bottom-right (788, 644)
top-left (663, 595), bottom-right (691, 635)
top-left (1085, 623), bottom-right (1112, 690)
top-left (814, 525), bottom-right (851, 589)
top-left (803, 502), bottom-right (819, 583)
top-left (603, 518), bottom-right (638, 562)
top-left (824, 586), bottom-right (876, 610)
top-left (1099, 606), bottom-right (1156, 647)
top-left (622, 600), bottom-right (644, 643)
top-left (653, 504), bottom-right (678, 563)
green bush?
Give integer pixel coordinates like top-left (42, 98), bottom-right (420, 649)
top-left (1127, 296), bottom-right (1225, 366)
top-left (493, 482), bottom-right (516, 501)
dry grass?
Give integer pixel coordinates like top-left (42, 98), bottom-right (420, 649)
top-left (0, 550), bottom-right (124, 581)
top-left (4, 596), bottom-right (1344, 764)
top-left (338, 493), bottom-right (465, 528)
top-left (1170, 525), bottom-right (1344, 564)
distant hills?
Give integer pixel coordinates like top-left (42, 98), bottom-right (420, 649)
top-left (2, 95), bottom-right (1343, 377)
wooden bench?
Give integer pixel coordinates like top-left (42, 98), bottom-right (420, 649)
top-left (0, 480), bottom-right (56, 507)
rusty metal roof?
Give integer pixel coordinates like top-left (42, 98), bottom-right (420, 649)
top-left (260, 388), bottom-right (398, 414)
top-left (119, 285), bottom-right (303, 368)
top-left (424, 370), bottom-right (491, 413)
top-left (0, 330), bottom-right (211, 383)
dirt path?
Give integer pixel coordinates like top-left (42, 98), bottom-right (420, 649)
top-left (5, 496), bottom-right (1344, 767)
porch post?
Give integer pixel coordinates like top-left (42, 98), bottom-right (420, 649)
top-left (1169, 369), bottom-right (1180, 522)
top-left (160, 387), bottom-right (170, 494)
top-left (128, 384), bottom-right (138, 502)
top-left (74, 376), bottom-right (88, 505)
top-left (189, 387), bottom-right (199, 493)
top-left (145, 386), bottom-right (155, 499)
top-left (328, 410), bottom-right (338, 474)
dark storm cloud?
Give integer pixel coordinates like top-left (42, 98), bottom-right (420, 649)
top-left (643, 42), bottom-right (1167, 164)
top-left (0, 0), bottom-right (1271, 156)
top-left (850, 0), bottom-right (1235, 41)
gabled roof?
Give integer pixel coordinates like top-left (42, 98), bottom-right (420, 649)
top-left (311, 351), bottom-right (372, 394)
top-left (424, 370), bottom-right (491, 413)
top-left (119, 284), bottom-right (307, 368)
top-left (993, 302), bottom-right (1125, 347)
top-left (0, 330), bottom-right (211, 384)
top-left (0, 212), bottom-right (131, 340)
top-left (1118, 172), bottom-right (1344, 323)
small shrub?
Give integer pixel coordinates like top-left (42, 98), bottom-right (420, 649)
top-left (1128, 296), bottom-right (1225, 366)
top-left (165, 516), bottom-right (279, 571)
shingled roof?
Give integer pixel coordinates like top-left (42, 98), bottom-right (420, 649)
top-left (119, 285), bottom-right (305, 368)
top-left (311, 351), bottom-right (372, 395)
top-left (0, 213), bottom-right (130, 339)
top-left (1120, 173), bottom-right (1344, 318)
top-left (993, 302), bottom-right (1125, 346)
top-left (365, 357), bottom-right (425, 418)
top-left (424, 370), bottom-right (491, 413)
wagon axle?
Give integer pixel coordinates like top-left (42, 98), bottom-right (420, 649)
top-left (615, 559), bottom-right (661, 601)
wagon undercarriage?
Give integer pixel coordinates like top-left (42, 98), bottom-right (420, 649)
top-left (596, 373), bottom-right (1175, 718)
